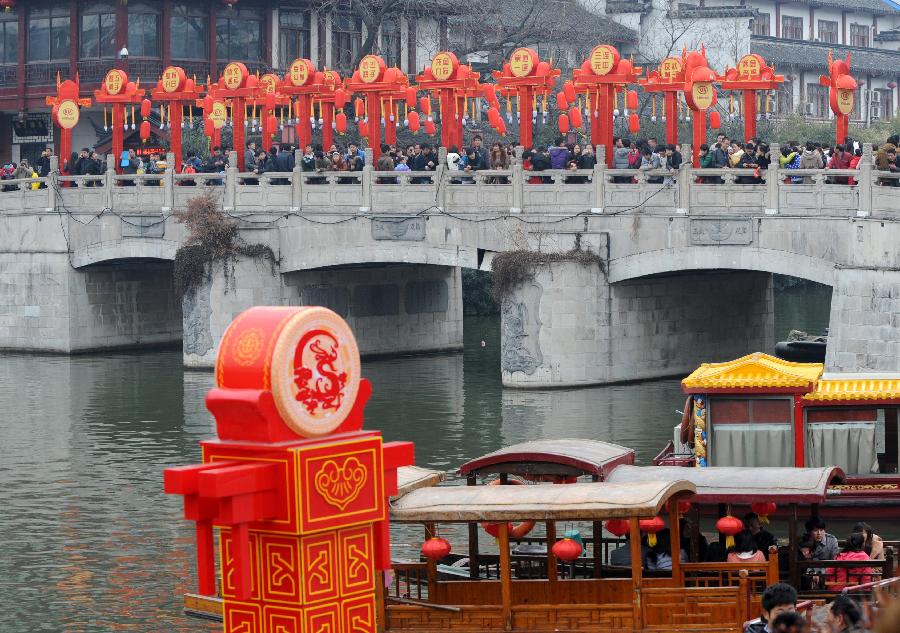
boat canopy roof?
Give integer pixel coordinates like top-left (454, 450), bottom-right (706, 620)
top-left (605, 465), bottom-right (844, 504)
top-left (389, 480), bottom-right (694, 522)
top-left (682, 353), bottom-right (823, 394)
top-left (393, 466), bottom-right (445, 501)
top-left (804, 374), bottom-right (900, 403)
top-left (457, 439), bottom-right (634, 479)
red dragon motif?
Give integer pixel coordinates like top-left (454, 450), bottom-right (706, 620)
top-left (293, 329), bottom-right (348, 414)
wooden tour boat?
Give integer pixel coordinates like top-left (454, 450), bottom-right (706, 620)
top-left (653, 353), bottom-right (900, 515)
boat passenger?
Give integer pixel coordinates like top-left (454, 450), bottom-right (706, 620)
top-left (826, 532), bottom-right (873, 591)
top-left (853, 521), bottom-right (885, 560)
top-left (609, 532), bottom-right (648, 567)
top-left (744, 512), bottom-right (778, 556)
top-left (744, 582), bottom-right (798, 633)
top-left (727, 530), bottom-right (767, 564)
top-left (643, 529), bottom-right (687, 571)
top-left (825, 594), bottom-right (863, 633)
top-left (804, 516), bottom-right (839, 561)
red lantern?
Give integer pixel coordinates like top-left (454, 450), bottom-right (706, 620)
top-left (139, 120), bottom-right (151, 142)
top-left (709, 111), bottom-right (722, 130)
top-left (419, 96), bottom-right (430, 114)
top-left (551, 538), bottom-right (582, 563)
top-left (626, 90), bottom-right (638, 110)
top-left (487, 107), bottom-right (500, 127)
top-left (354, 98), bottom-right (365, 118)
top-left (536, 61), bottom-right (550, 77)
top-left (424, 119), bottom-right (436, 135)
top-left (605, 519), bottom-right (630, 538)
top-left (140, 98), bottom-right (152, 119)
top-left (405, 86), bottom-right (417, 108)
top-left (334, 89), bottom-right (348, 109)
top-left (335, 112), bottom-right (347, 134)
top-left (628, 113), bottom-right (640, 135)
top-left (408, 110), bottom-right (420, 132)
top-left (569, 107), bottom-right (582, 128)
top-left (888, 81), bottom-right (898, 90)
top-left (716, 515), bottom-right (744, 550)
top-left (751, 502), bottom-right (777, 525)
top-left (556, 93), bottom-right (568, 111)
top-left (639, 516), bottom-right (665, 547)
top-left (563, 81), bottom-right (577, 104)
top-left (0, 0), bottom-right (13, 12)
top-left (558, 113), bottom-right (570, 133)
top-left (204, 118), bottom-right (214, 137)
top-left (481, 84), bottom-right (497, 106)
top-left (666, 499), bottom-right (692, 515)
top-left (266, 115), bottom-right (278, 133)
top-left (421, 537), bottom-right (451, 561)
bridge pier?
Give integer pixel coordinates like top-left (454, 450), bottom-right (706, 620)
top-left (501, 261), bottom-right (775, 388)
top-left (826, 268), bottom-right (900, 373)
top-left (183, 259), bottom-right (463, 367)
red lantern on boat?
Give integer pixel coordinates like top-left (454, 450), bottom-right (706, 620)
top-left (605, 519), bottom-right (630, 538)
top-left (639, 516), bottom-right (666, 547)
top-left (716, 515), bottom-right (744, 549)
top-left (421, 537), bottom-right (451, 561)
top-left (751, 502), bottom-right (777, 525)
top-left (666, 499), bottom-right (692, 515)
top-left (551, 538), bottom-right (582, 563)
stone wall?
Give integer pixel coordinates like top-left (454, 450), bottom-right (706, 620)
top-left (501, 261), bottom-right (774, 387)
top-left (825, 268), bottom-right (900, 373)
top-left (0, 254), bottom-right (181, 352)
top-left (183, 259), bottom-right (463, 368)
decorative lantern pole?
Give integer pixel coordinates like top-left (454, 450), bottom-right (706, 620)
top-left (46, 75), bottom-right (91, 175)
top-left (254, 72), bottom-right (290, 150)
top-left (820, 51), bottom-right (858, 146)
top-left (317, 70), bottom-right (346, 151)
top-left (93, 69), bottom-right (146, 173)
top-left (493, 47), bottom-right (560, 150)
top-left (416, 51), bottom-right (482, 150)
top-left (195, 83), bottom-right (227, 152)
top-left (280, 58), bottom-right (321, 152)
top-left (719, 54), bottom-right (784, 141)
top-left (344, 55), bottom-right (411, 160)
top-left (682, 48), bottom-right (719, 167)
top-left (150, 66), bottom-right (203, 164)
top-left (564, 45), bottom-right (642, 167)
top-left (640, 51), bottom-right (688, 146)
top-left (214, 61), bottom-right (255, 170)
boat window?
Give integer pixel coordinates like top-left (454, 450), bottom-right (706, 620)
top-left (708, 398), bottom-right (793, 467)
top-left (805, 407), bottom-right (889, 474)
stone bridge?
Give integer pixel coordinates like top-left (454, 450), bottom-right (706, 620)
top-left (2, 145), bottom-right (898, 387)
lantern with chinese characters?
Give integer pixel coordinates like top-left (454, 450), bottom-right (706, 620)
top-left (94, 69), bottom-right (145, 174)
top-left (345, 54), bottom-right (411, 160)
top-left (416, 51), bottom-right (482, 150)
top-left (640, 53), bottom-right (686, 144)
top-left (492, 47), bottom-right (559, 149)
top-left (716, 515), bottom-right (744, 549)
top-left (751, 502), bottom-right (777, 525)
top-left (551, 538), bottom-right (583, 563)
top-left (820, 51), bottom-right (858, 145)
top-left (605, 519), bottom-right (630, 538)
top-left (639, 516), bottom-right (666, 547)
top-left (719, 53), bottom-right (783, 140)
top-left (421, 537), bottom-right (451, 561)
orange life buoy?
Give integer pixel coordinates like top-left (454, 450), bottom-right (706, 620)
top-left (480, 478), bottom-right (536, 538)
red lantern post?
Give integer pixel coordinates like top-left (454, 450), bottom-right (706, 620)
top-left (251, 72), bottom-right (291, 150)
top-left (212, 62), bottom-right (254, 170)
top-left (493, 48), bottom-right (560, 150)
top-left (46, 77), bottom-right (91, 175)
top-left (416, 51), bottom-right (482, 150)
top-left (150, 66), bottom-right (203, 164)
top-left (682, 48), bottom-right (719, 167)
top-left (344, 55), bottom-right (411, 160)
top-left (719, 54), bottom-right (784, 141)
top-left (280, 58), bottom-right (321, 151)
top-left (93, 69), bottom-right (146, 173)
top-left (318, 70), bottom-right (346, 150)
top-left (196, 83), bottom-right (228, 152)
top-left (565, 45), bottom-right (643, 167)
top-left (640, 52), bottom-right (688, 146)
top-left (821, 51), bottom-right (858, 146)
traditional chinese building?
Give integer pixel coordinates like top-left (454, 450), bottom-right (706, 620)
top-left (1, 0), bottom-right (449, 166)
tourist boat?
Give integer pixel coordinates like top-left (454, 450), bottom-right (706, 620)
top-left (652, 353), bottom-right (900, 516)
top-left (183, 439), bottom-right (898, 629)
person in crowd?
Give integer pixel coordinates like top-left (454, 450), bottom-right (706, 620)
top-left (848, 147), bottom-right (862, 186)
top-left (743, 512), bottom-right (777, 555)
top-left (36, 147), bottom-right (51, 188)
top-left (204, 146), bottom-right (227, 185)
top-left (644, 528), bottom-right (686, 571)
top-left (781, 146), bottom-right (802, 183)
top-left (612, 138), bottom-right (632, 182)
top-left (244, 141), bottom-right (258, 174)
top-left (665, 144), bottom-right (682, 170)
top-left (549, 138), bottom-right (570, 170)
top-left (578, 144), bottom-right (597, 170)
top-left (640, 146), bottom-right (662, 183)
top-left (609, 532), bottom-right (648, 567)
top-left (627, 141), bottom-right (642, 171)
top-left (876, 144), bottom-right (898, 186)
top-left (180, 151), bottom-right (200, 186)
top-left (345, 142), bottom-right (364, 171)
top-left (727, 529), bottom-right (767, 564)
top-left (796, 538), bottom-right (821, 591)
top-left (798, 142), bottom-right (823, 183)
top-left (770, 611), bottom-right (805, 633)
top-left (853, 522), bottom-right (884, 560)
top-left (698, 144), bottom-right (717, 183)
top-left (825, 594), bottom-right (863, 633)
top-left (13, 159), bottom-right (37, 189)
top-left (828, 143), bottom-right (851, 184)
top-left (712, 138), bottom-right (730, 168)
top-left (253, 150), bottom-right (270, 179)
top-left (410, 144), bottom-right (436, 183)
top-left (533, 146), bottom-right (553, 183)
top-left (804, 517), bottom-right (839, 561)
top-left (647, 137), bottom-right (659, 155)
top-left (826, 532), bottom-right (872, 590)
top-left (306, 150), bottom-right (329, 184)
top-left (394, 154), bottom-right (410, 173)
top-left (471, 134), bottom-right (489, 170)
top-left (275, 144), bottom-right (294, 173)
top-left (489, 142), bottom-right (510, 183)
top-left (300, 144), bottom-right (316, 172)
top-left (375, 144), bottom-right (395, 183)
top-left (755, 144), bottom-right (771, 180)
top-left (744, 583), bottom-right (797, 633)
top-left (86, 151), bottom-right (104, 187)
top-left (522, 149), bottom-right (543, 185)
top-left (145, 152), bottom-right (164, 187)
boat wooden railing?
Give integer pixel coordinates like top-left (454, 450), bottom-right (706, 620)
top-left (680, 557), bottom-right (778, 595)
top-left (391, 562), bottom-right (429, 600)
top-left (640, 584), bottom-right (747, 632)
top-left (796, 558), bottom-right (894, 597)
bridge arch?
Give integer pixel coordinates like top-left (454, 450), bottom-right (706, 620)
top-left (608, 247), bottom-right (836, 286)
top-left (71, 238), bottom-right (180, 269)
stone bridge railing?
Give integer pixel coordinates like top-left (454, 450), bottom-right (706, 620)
top-left (4, 144), bottom-right (898, 221)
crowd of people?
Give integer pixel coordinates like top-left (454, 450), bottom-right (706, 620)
top-left (4, 132), bottom-right (899, 190)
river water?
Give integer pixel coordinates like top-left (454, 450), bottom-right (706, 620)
top-left (0, 281), bottom-right (846, 632)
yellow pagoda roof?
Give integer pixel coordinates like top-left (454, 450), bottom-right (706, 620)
top-left (804, 376), bottom-right (900, 402)
top-left (682, 353), bottom-right (824, 392)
